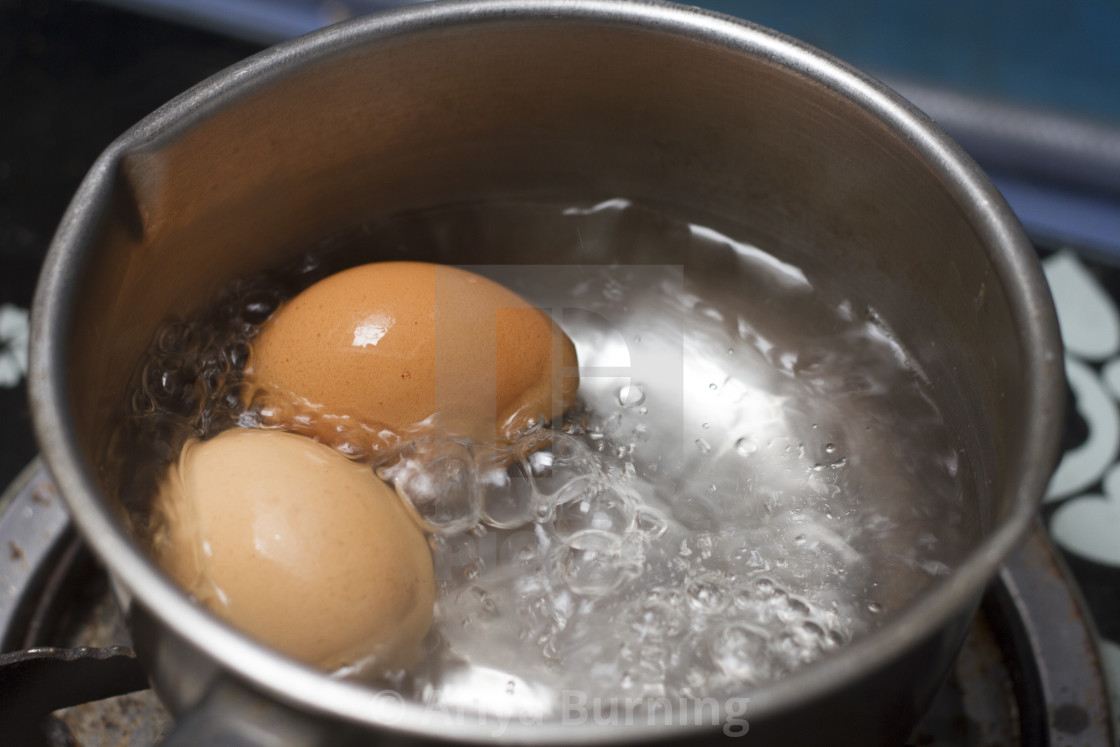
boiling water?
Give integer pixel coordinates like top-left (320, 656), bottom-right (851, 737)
top-left (117, 198), bottom-right (973, 721)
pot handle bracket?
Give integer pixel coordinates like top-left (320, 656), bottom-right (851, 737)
top-left (162, 678), bottom-right (357, 747)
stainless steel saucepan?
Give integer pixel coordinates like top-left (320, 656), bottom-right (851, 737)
top-left (30, 1), bottom-right (1063, 743)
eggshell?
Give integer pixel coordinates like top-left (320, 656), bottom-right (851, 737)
top-left (153, 427), bottom-right (434, 674)
top-left (245, 262), bottom-right (579, 446)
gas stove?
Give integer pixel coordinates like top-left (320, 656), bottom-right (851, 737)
top-left (1, 1), bottom-right (1118, 744)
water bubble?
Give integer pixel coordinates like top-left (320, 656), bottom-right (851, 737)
top-left (431, 532), bottom-right (484, 584)
top-left (239, 287), bottom-right (282, 325)
top-left (753, 577), bottom-right (778, 597)
top-left (774, 594), bottom-right (812, 622)
top-left (501, 531), bottom-right (543, 567)
top-left (617, 642), bottom-right (670, 696)
top-left (448, 584), bottom-right (503, 628)
top-left (523, 447), bottom-right (554, 478)
top-left (694, 438), bottom-right (712, 454)
top-left (801, 620), bottom-right (826, 640)
top-left (553, 484), bottom-right (635, 538)
top-left (709, 624), bottom-right (770, 683)
top-left (522, 433), bottom-right (597, 497)
top-left (533, 500), bottom-right (556, 524)
top-left (517, 591), bottom-right (563, 643)
top-left (687, 572), bottom-right (730, 614)
top-left (624, 597), bottom-right (686, 641)
top-left (478, 461), bottom-right (537, 530)
top-left (773, 625), bottom-right (825, 667)
top-left (670, 492), bottom-right (722, 531)
top-left (551, 473), bottom-right (596, 506)
top-left (687, 531), bottom-right (715, 561)
top-left (380, 439), bottom-right (481, 534)
top-left (554, 529), bottom-right (635, 596)
top-left (732, 587), bottom-right (755, 611)
top-left (617, 384), bottom-right (646, 408)
top-left (634, 506), bottom-right (669, 539)
top-left (464, 586), bottom-right (500, 617)
top-left (867, 601), bottom-right (883, 615)
top-left (734, 437), bottom-right (759, 457)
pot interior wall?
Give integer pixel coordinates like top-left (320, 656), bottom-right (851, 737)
top-left (67, 18), bottom-right (1020, 552)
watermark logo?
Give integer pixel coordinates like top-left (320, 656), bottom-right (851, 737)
top-left (561, 691), bottom-right (751, 737)
top-left (366, 689), bottom-right (750, 738)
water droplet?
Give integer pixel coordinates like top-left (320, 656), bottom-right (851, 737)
top-left (867, 601), bottom-right (883, 614)
top-left (617, 384), bottom-right (646, 408)
top-left (734, 437), bottom-right (759, 457)
top-left (695, 438), bottom-right (712, 454)
top-left (708, 382), bottom-right (718, 391)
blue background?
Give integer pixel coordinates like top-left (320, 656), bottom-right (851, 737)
top-left (699, 1), bottom-right (1120, 124)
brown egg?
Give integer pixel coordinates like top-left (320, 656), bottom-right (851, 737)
top-left (245, 261), bottom-right (579, 447)
top-left (153, 427), bottom-right (434, 675)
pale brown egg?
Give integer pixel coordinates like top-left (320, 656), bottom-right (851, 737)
top-left (244, 261), bottom-right (579, 447)
top-left (153, 427), bottom-right (434, 675)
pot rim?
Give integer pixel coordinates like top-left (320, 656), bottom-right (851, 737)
top-left (29, 0), bottom-right (1064, 740)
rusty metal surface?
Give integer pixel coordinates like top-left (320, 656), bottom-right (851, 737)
top-left (992, 521), bottom-right (1116, 745)
top-left (0, 459), bottom-right (74, 653)
top-left (908, 612), bottom-right (1022, 746)
top-left (50, 689), bottom-right (171, 747)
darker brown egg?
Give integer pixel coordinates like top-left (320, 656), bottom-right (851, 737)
top-left (245, 261), bottom-right (579, 447)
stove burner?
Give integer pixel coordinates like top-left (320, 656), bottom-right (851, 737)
top-left (0, 464), bottom-right (1114, 745)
